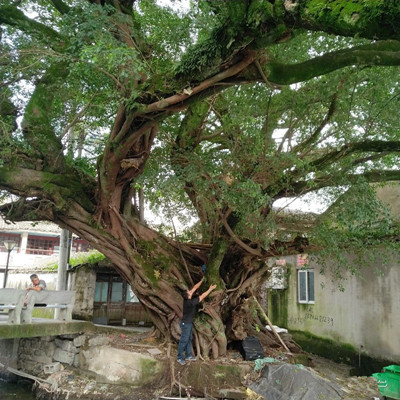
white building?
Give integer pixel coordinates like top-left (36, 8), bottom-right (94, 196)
top-left (0, 217), bottom-right (91, 286)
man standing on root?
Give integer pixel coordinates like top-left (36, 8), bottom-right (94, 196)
top-left (177, 276), bottom-right (217, 365)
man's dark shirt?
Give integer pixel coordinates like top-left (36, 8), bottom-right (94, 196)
top-left (181, 296), bottom-right (200, 323)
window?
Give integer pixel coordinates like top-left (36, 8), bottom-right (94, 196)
top-left (94, 274), bottom-right (110, 302)
top-left (94, 274), bottom-right (140, 304)
top-left (111, 281), bottom-right (124, 302)
top-left (72, 239), bottom-right (92, 253)
top-left (126, 286), bottom-right (139, 303)
top-left (94, 281), bottom-right (109, 302)
top-left (26, 236), bottom-right (59, 255)
top-left (298, 269), bottom-right (314, 304)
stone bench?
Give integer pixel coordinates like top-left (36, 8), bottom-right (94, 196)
top-left (21, 290), bottom-right (76, 324)
top-left (0, 288), bottom-right (26, 324)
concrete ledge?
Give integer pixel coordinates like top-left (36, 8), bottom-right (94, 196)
top-left (178, 362), bottom-right (252, 398)
top-left (219, 388), bottom-right (247, 399)
top-left (0, 320), bottom-right (95, 339)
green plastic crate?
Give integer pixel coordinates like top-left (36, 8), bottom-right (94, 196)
top-left (385, 365), bottom-right (400, 375)
top-left (373, 370), bottom-right (400, 400)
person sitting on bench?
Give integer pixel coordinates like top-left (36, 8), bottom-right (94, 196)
top-left (24, 274), bottom-right (46, 305)
top-left (27, 274), bottom-right (47, 292)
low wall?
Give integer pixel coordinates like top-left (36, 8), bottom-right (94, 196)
top-left (18, 334), bottom-right (107, 375)
top-left (16, 333), bottom-right (163, 386)
top-left (3, 331), bottom-right (253, 399)
top-left (6, 271), bottom-right (58, 290)
top-left (0, 338), bottom-right (19, 381)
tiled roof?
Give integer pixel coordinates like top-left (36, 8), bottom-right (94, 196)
top-left (0, 215), bottom-right (61, 234)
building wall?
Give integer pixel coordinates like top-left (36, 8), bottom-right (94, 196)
top-left (268, 252), bottom-right (400, 363)
top-left (0, 218), bottom-right (92, 275)
top-left (6, 271), bottom-right (58, 290)
top-left (376, 181), bottom-right (400, 220)
top-left (68, 266), bottom-right (96, 320)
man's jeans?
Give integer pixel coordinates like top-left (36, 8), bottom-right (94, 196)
top-left (177, 321), bottom-right (193, 360)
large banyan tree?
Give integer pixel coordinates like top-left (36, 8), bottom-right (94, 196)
top-left (1, 0), bottom-right (400, 357)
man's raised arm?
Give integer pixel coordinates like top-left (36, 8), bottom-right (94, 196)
top-left (188, 277), bottom-right (204, 297)
top-left (199, 284), bottom-right (217, 302)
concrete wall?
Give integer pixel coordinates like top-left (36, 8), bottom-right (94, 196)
top-left (268, 252), bottom-right (400, 363)
top-left (375, 181), bottom-right (400, 220)
top-left (5, 271), bottom-right (58, 290)
top-left (68, 266), bottom-right (96, 320)
top-left (17, 335), bottom-right (109, 375)
top-left (16, 334), bottom-right (162, 385)
top-left (0, 338), bottom-right (20, 380)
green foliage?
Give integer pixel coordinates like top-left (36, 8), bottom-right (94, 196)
top-left (61, 3), bottom-right (144, 86)
top-left (45, 250), bottom-right (105, 271)
top-left (247, 0), bottom-right (274, 28)
top-left (0, 88), bottom-right (17, 136)
top-left (142, 44), bottom-right (400, 252)
top-left (69, 250), bottom-right (105, 267)
top-left (65, 155), bottom-right (97, 178)
top-left (135, 0), bottom-right (194, 65)
top-left (301, 0), bottom-right (400, 39)
top-left (175, 26), bottom-right (226, 79)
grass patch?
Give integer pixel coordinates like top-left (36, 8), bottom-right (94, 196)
top-left (44, 250), bottom-right (106, 271)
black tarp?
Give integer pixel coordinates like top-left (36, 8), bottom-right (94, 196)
top-left (239, 336), bottom-right (264, 361)
top-left (250, 363), bottom-right (344, 400)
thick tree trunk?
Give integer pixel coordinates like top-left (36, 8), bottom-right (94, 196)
top-left (46, 201), bottom-right (286, 358)
top-left (0, 178), bottom-right (295, 359)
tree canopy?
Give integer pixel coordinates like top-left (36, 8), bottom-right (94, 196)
top-left (1, 0), bottom-right (400, 356)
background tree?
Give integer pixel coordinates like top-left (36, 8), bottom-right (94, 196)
top-left (1, 0), bottom-right (400, 357)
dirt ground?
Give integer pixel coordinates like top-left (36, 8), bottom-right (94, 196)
top-left (33, 328), bottom-right (384, 400)
top-left (108, 329), bottom-right (384, 399)
top-left (310, 355), bottom-right (382, 400)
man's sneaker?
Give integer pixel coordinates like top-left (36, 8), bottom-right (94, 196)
top-left (177, 359), bottom-right (186, 365)
top-left (186, 356), bottom-right (196, 361)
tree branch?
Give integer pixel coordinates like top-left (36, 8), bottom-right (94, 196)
top-left (294, 88), bottom-right (340, 156)
top-left (218, 210), bottom-right (262, 257)
top-left (21, 63), bottom-right (68, 171)
top-left (59, 94), bottom-right (97, 140)
top-left (353, 170), bottom-right (400, 184)
top-left (0, 166), bottom-right (96, 213)
top-left (0, 5), bottom-right (63, 45)
top-left (139, 51), bottom-right (256, 115)
top-left (253, 41), bottom-right (400, 86)
top-left (48, 0), bottom-right (70, 15)
top-left (275, 169), bottom-right (400, 200)
top-left (265, 140), bottom-right (400, 200)
top-left (270, 140), bottom-right (400, 198)
top-left (291, 0), bottom-right (400, 42)
top-left (0, 198), bottom-right (55, 223)
top-left (311, 140), bottom-right (400, 170)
